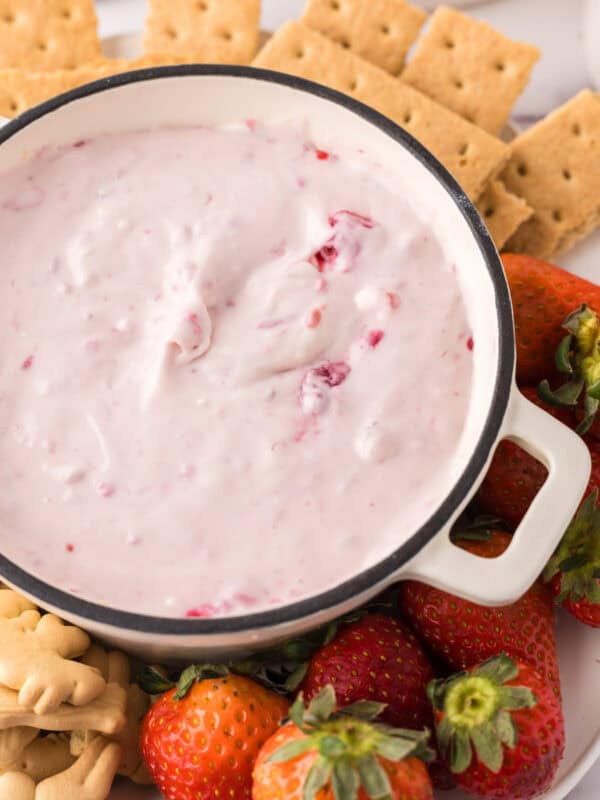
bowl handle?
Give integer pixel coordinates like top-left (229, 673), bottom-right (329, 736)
top-left (404, 387), bottom-right (591, 606)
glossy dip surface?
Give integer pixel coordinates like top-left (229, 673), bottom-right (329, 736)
top-left (0, 122), bottom-right (474, 617)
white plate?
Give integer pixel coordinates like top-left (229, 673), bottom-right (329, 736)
top-left (95, 28), bottom-right (598, 800)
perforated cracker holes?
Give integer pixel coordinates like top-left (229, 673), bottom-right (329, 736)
top-left (303, 0), bottom-right (427, 75)
top-left (402, 6), bottom-right (540, 134)
top-left (144, 0), bottom-right (261, 66)
top-left (476, 180), bottom-right (533, 251)
top-left (503, 90), bottom-right (600, 258)
top-left (0, 0), bottom-right (101, 71)
top-left (254, 21), bottom-right (509, 200)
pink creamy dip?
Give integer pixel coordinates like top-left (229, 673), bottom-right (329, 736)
top-left (0, 122), bottom-right (474, 618)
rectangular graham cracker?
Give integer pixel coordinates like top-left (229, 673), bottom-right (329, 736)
top-left (0, 54), bottom-right (199, 119)
top-left (476, 180), bottom-right (533, 251)
top-left (0, 65), bottom-right (117, 118)
top-left (0, 0), bottom-right (102, 71)
top-left (253, 22), bottom-right (508, 199)
top-left (144, 0), bottom-right (261, 66)
top-left (502, 90), bottom-right (600, 258)
top-left (402, 6), bottom-right (540, 135)
top-left (302, 0), bottom-right (427, 76)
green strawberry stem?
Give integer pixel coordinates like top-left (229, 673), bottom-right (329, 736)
top-left (544, 489), bottom-right (600, 605)
top-left (538, 304), bottom-right (600, 434)
top-left (269, 685), bottom-right (433, 800)
top-left (138, 606), bottom-right (393, 698)
top-left (450, 515), bottom-right (509, 543)
top-left (428, 655), bottom-right (537, 775)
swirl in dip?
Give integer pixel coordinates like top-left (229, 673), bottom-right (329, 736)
top-left (0, 122), bottom-right (474, 618)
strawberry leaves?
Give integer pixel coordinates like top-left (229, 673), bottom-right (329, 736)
top-left (544, 489), bottom-right (600, 606)
top-left (428, 655), bottom-right (537, 775)
top-left (268, 685), bottom-right (432, 800)
top-left (138, 664), bottom-right (229, 699)
top-left (538, 304), bottom-right (600, 434)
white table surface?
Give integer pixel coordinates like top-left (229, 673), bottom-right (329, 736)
top-left (95, 1), bottom-right (599, 797)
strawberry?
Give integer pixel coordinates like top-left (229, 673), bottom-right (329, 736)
top-left (399, 528), bottom-right (561, 698)
top-left (300, 613), bottom-right (435, 731)
top-left (428, 654), bottom-right (565, 800)
top-left (252, 685), bottom-right (433, 800)
top-left (477, 405), bottom-right (600, 527)
top-left (502, 253), bottom-right (600, 385)
top-left (476, 386), bottom-right (574, 527)
top-left (537, 304), bottom-right (600, 435)
top-left (140, 667), bottom-right (289, 800)
top-left (544, 489), bottom-right (600, 627)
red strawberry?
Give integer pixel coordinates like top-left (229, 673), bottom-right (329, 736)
top-left (502, 253), bottom-right (600, 385)
top-left (478, 408), bottom-right (600, 527)
top-left (140, 668), bottom-right (289, 800)
top-left (310, 210), bottom-right (375, 274)
top-left (252, 685), bottom-right (434, 800)
top-left (399, 529), bottom-right (561, 698)
top-left (428, 654), bottom-right (565, 800)
top-left (300, 613), bottom-right (434, 731)
top-left (476, 386), bottom-right (575, 527)
top-left (544, 489), bottom-right (600, 627)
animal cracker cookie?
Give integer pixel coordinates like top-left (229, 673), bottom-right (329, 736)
top-left (0, 736), bottom-right (121, 800)
top-left (302, 0), bottom-right (427, 76)
top-left (0, 771), bottom-right (36, 800)
top-left (72, 644), bottom-right (152, 784)
top-left (0, 589), bottom-right (36, 619)
top-left (0, 607), bottom-right (106, 714)
top-left (0, 727), bottom-right (38, 769)
top-left (2, 734), bottom-right (75, 783)
top-left (0, 682), bottom-right (127, 734)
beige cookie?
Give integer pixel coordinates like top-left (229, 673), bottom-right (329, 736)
top-left (0, 770), bottom-right (36, 800)
top-left (0, 727), bottom-right (38, 769)
top-left (0, 683), bottom-right (127, 735)
top-left (0, 0), bottom-right (102, 71)
top-left (144, 0), bottom-right (261, 65)
top-left (5, 734), bottom-right (75, 784)
top-left (0, 610), bottom-right (105, 714)
top-left (0, 590), bottom-right (37, 620)
top-left (254, 21), bottom-right (509, 199)
top-left (73, 644), bottom-right (151, 784)
top-left (37, 736), bottom-right (121, 800)
top-left (503, 90), bottom-right (600, 257)
top-left (402, 6), bottom-right (539, 134)
top-left (476, 179), bottom-right (533, 250)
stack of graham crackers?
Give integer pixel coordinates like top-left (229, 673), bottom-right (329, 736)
top-left (0, 0), bottom-right (598, 260)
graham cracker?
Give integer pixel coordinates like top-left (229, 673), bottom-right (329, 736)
top-left (402, 6), bottom-right (540, 135)
top-left (144, 0), bottom-right (260, 66)
top-left (476, 180), bottom-right (533, 250)
top-left (0, 0), bottom-right (102, 71)
top-left (253, 21), bottom-right (508, 199)
top-left (302, 0), bottom-right (427, 76)
top-left (0, 54), bottom-right (198, 119)
top-left (503, 90), bottom-right (600, 258)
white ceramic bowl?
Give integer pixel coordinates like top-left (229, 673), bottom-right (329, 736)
top-left (0, 67), bottom-right (590, 662)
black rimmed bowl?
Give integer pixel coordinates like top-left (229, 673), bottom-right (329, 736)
top-left (0, 66), bottom-right (590, 661)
